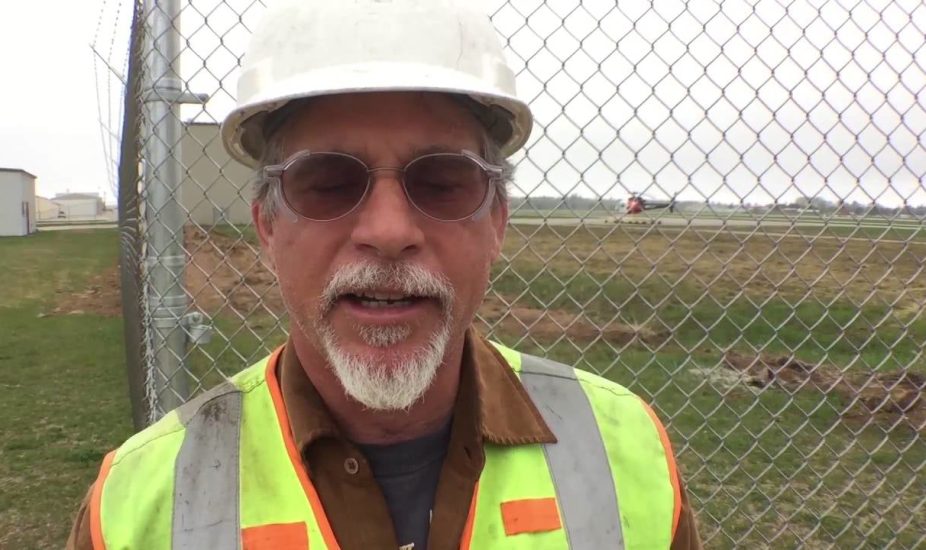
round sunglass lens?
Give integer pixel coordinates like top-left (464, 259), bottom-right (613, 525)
top-left (404, 155), bottom-right (489, 220)
top-left (281, 153), bottom-right (369, 220)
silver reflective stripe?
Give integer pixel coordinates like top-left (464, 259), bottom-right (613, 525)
top-left (172, 383), bottom-right (243, 550)
top-left (519, 354), bottom-right (624, 550)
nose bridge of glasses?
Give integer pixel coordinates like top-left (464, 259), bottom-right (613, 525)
top-left (361, 166), bottom-right (415, 215)
top-left (365, 166), bottom-right (410, 204)
top-left (367, 165), bottom-right (406, 181)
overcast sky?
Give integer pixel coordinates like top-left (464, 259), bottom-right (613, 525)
top-left (2, 0), bottom-right (925, 207)
top-left (0, 0), bottom-right (116, 202)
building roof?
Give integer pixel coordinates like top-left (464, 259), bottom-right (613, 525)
top-left (54, 192), bottom-right (102, 201)
top-left (0, 167), bottom-right (37, 179)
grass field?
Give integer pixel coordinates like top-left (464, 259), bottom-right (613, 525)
top-left (3, 223), bottom-right (925, 548)
top-left (0, 230), bottom-right (132, 548)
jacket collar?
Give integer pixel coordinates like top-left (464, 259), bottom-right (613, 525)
top-left (278, 328), bottom-right (556, 454)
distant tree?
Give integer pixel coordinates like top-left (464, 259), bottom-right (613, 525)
top-left (509, 194), bottom-right (622, 213)
top-left (809, 197), bottom-right (835, 211)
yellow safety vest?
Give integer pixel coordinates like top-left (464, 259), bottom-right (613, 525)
top-left (90, 344), bottom-right (680, 549)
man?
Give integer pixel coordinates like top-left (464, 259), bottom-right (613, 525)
top-left (69, 0), bottom-right (701, 548)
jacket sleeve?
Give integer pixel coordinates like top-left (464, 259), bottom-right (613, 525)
top-left (670, 473), bottom-right (703, 550)
top-left (66, 483), bottom-right (95, 550)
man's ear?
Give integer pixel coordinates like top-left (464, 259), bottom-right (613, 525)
top-left (489, 196), bottom-right (508, 261)
top-left (252, 202), bottom-right (276, 272)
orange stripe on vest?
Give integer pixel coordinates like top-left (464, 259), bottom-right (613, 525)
top-left (265, 347), bottom-right (342, 549)
top-left (242, 522), bottom-right (309, 550)
top-left (500, 497), bottom-right (562, 536)
top-left (639, 399), bottom-right (682, 538)
top-left (90, 450), bottom-right (117, 550)
top-left (460, 481), bottom-right (479, 548)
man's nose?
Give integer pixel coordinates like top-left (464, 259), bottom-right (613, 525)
top-left (349, 174), bottom-right (426, 260)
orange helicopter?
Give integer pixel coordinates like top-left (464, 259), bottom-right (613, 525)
top-left (626, 193), bottom-right (675, 214)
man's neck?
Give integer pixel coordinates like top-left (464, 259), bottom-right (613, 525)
top-left (290, 336), bottom-right (464, 445)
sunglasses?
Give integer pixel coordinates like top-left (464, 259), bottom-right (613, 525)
top-left (263, 149), bottom-right (504, 222)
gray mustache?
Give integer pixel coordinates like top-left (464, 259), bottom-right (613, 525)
top-left (319, 262), bottom-right (455, 318)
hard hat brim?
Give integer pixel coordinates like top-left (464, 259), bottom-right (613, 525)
top-left (221, 62), bottom-right (533, 168)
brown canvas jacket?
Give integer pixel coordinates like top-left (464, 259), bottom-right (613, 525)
top-left (68, 330), bottom-right (702, 549)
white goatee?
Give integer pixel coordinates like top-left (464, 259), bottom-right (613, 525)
top-left (311, 262), bottom-right (455, 410)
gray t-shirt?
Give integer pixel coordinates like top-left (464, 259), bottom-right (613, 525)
top-left (356, 420), bottom-right (452, 550)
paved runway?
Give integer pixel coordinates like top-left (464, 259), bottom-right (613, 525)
top-left (509, 215), bottom-right (921, 230)
top-left (38, 223), bottom-right (118, 231)
top-left (508, 215), bottom-right (925, 246)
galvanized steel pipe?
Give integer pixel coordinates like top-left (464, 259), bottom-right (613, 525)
top-left (142, 0), bottom-right (190, 415)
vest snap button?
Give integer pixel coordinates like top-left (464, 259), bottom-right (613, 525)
top-left (344, 457), bottom-right (359, 475)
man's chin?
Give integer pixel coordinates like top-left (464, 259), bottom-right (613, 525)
top-left (324, 343), bottom-right (440, 410)
top-left (336, 344), bottom-right (416, 366)
top-left (318, 322), bottom-right (453, 410)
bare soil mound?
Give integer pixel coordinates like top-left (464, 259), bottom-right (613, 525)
top-left (724, 351), bottom-right (926, 433)
top-left (478, 295), bottom-right (669, 346)
top-left (50, 265), bottom-right (122, 316)
top-left (185, 227), bottom-right (282, 316)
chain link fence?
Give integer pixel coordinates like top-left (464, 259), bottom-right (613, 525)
top-left (94, 0), bottom-right (926, 547)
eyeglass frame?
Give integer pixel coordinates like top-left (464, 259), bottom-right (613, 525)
top-left (262, 149), bottom-right (505, 223)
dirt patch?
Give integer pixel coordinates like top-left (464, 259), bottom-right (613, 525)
top-left (47, 228), bottom-right (279, 319)
top-left (477, 295), bottom-right (669, 346)
top-left (186, 227), bottom-right (282, 316)
top-left (50, 265), bottom-right (122, 316)
top-left (723, 351), bottom-right (926, 433)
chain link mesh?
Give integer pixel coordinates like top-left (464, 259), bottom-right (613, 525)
top-left (94, 0), bottom-right (926, 546)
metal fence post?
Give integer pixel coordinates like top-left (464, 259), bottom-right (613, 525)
top-left (142, 0), bottom-right (190, 415)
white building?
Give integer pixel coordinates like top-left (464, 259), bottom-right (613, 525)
top-left (53, 192), bottom-right (105, 219)
top-left (181, 122), bottom-right (254, 226)
top-left (0, 168), bottom-right (37, 236)
top-left (36, 196), bottom-right (63, 220)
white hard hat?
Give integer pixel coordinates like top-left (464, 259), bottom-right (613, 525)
top-left (221, 0), bottom-right (534, 168)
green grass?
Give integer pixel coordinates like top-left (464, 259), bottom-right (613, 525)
top-left (681, 223), bottom-right (925, 242)
top-left (489, 269), bottom-right (925, 373)
top-left (599, 220), bottom-right (926, 242)
top-left (509, 207), bottom-right (617, 218)
top-left (510, 207), bottom-right (924, 224)
top-left (0, 230), bottom-right (121, 307)
top-left (0, 230), bottom-right (133, 548)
